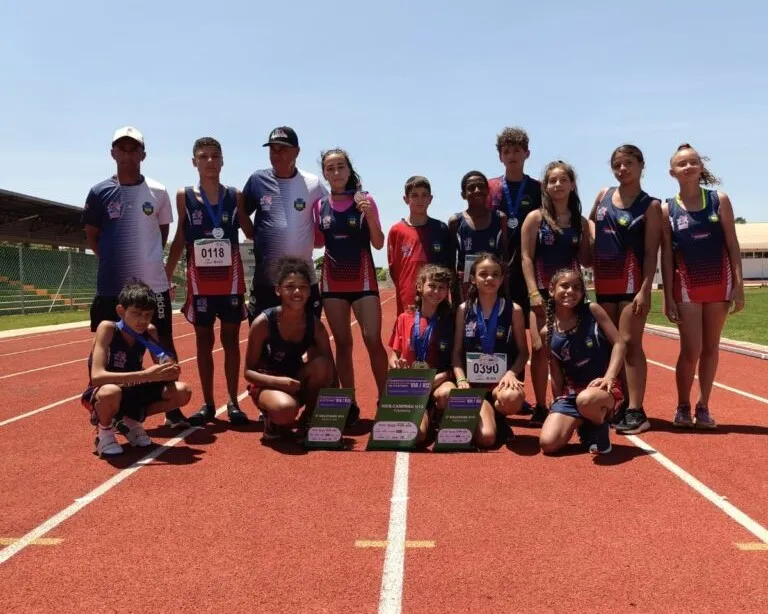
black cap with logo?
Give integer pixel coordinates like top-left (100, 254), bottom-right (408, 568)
top-left (263, 126), bottom-right (299, 148)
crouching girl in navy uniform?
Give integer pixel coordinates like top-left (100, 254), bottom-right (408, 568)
top-left (452, 252), bottom-right (529, 448)
top-left (244, 257), bottom-right (336, 441)
top-left (82, 280), bottom-right (193, 458)
top-left (389, 264), bottom-right (456, 443)
top-left (539, 269), bottom-right (627, 455)
top-left (661, 144), bottom-right (745, 429)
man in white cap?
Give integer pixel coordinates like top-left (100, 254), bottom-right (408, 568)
top-left (82, 126), bottom-right (188, 428)
top-left (242, 126), bottom-right (328, 323)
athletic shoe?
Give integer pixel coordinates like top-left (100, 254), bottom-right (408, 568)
top-left (589, 422), bottom-right (612, 454)
top-left (346, 402), bottom-right (361, 427)
top-left (577, 423), bottom-right (595, 447)
top-left (519, 401), bottom-right (534, 416)
top-left (164, 408), bottom-right (190, 429)
top-left (529, 404), bottom-right (549, 427)
top-left (610, 401), bottom-right (628, 429)
top-left (615, 407), bottom-right (650, 435)
top-left (188, 404), bottom-right (216, 427)
top-left (694, 404), bottom-right (717, 430)
top-left (123, 419), bottom-right (152, 448)
top-left (227, 402), bottom-right (249, 426)
top-left (94, 426), bottom-right (123, 457)
top-left (672, 404), bottom-right (694, 428)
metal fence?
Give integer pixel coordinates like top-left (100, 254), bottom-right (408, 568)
top-left (0, 243), bottom-right (187, 316)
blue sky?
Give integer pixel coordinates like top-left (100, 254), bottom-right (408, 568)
top-left (2, 0), bottom-right (766, 265)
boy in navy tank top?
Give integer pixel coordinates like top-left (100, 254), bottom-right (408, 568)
top-left (448, 171), bottom-right (508, 302)
top-left (661, 144), bottom-right (745, 429)
top-left (166, 137), bottom-right (253, 427)
top-left (244, 257), bottom-right (336, 441)
top-left (589, 145), bottom-right (663, 436)
top-left (82, 280), bottom-right (192, 458)
top-left (539, 269), bottom-right (626, 455)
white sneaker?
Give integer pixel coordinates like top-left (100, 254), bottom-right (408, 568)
top-left (95, 426), bottom-right (123, 457)
top-left (122, 418), bottom-right (152, 448)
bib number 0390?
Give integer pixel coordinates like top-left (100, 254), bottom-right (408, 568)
top-left (465, 352), bottom-right (506, 384)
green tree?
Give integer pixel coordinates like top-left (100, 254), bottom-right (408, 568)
top-left (734, 216), bottom-right (747, 224)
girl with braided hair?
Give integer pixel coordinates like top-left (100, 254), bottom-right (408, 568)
top-left (539, 268), bottom-right (628, 455)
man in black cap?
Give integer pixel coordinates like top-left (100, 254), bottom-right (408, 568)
top-left (242, 126), bottom-right (328, 322)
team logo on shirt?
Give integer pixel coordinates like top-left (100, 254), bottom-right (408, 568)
top-left (439, 340), bottom-right (448, 351)
top-left (401, 244), bottom-right (413, 257)
top-left (293, 198), bottom-right (306, 212)
top-left (560, 343), bottom-right (571, 361)
top-left (521, 195), bottom-right (532, 209)
top-left (230, 296), bottom-right (239, 307)
top-left (585, 337), bottom-right (594, 349)
top-left (677, 216), bottom-right (689, 231)
top-left (196, 297), bottom-right (208, 313)
top-left (463, 238), bottom-right (472, 251)
top-left (464, 321), bottom-right (476, 337)
top-left (488, 238), bottom-right (496, 248)
top-left (571, 235), bottom-right (579, 245)
top-left (496, 327), bottom-right (505, 339)
top-left (107, 201), bottom-right (122, 219)
top-left (273, 350), bottom-right (285, 362)
top-left (618, 214), bottom-right (631, 227)
top-left (432, 242), bottom-right (441, 252)
top-left (113, 351), bottom-right (127, 369)
top-left (348, 216), bottom-right (358, 228)
top-left (709, 213), bottom-right (719, 223)
top-left (596, 206), bottom-right (607, 221)
top-left (142, 202), bottom-right (154, 216)
top-left (322, 215), bottom-right (332, 230)
top-left (191, 210), bottom-right (203, 226)
top-left (508, 217), bottom-right (519, 230)
top-left (260, 195), bottom-right (272, 211)
top-left (222, 212), bottom-right (230, 224)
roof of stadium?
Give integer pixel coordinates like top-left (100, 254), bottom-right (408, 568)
top-left (0, 188), bottom-right (85, 248)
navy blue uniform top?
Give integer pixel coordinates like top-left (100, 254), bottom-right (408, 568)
top-left (534, 218), bottom-right (581, 291)
top-left (257, 307), bottom-right (315, 376)
top-left (550, 305), bottom-right (612, 394)
top-left (593, 188), bottom-right (653, 296)
top-left (87, 323), bottom-right (148, 386)
top-left (462, 298), bottom-right (519, 366)
top-left (455, 210), bottom-right (504, 274)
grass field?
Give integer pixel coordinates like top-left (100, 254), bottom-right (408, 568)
top-left (0, 310), bottom-right (90, 331)
top-left (644, 287), bottom-right (768, 346)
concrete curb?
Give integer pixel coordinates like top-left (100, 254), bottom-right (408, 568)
top-left (645, 323), bottom-right (768, 360)
top-left (0, 319), bottom-right (91, 339)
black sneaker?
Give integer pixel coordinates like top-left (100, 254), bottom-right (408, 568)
top-left (187, 404), bottom-right (216, 427)
top-left (589, 422), bottom-right (612, 454)
top-left (529, 404), bottom-right (549, 427)
top-left (164, 408), bottom-right (190, 429)
top-left (345, 402), bottom-right (361, 427)
top-left (577, 422), bottom-right (595, 447)
top-left (227, 402), bottom-right (249, 426)
top-left (519, 401), bottom-right (534, 416)
top-left (615, 407), bottom-right (650, 435)
top-left (610, 401), bottom-right (628, 429)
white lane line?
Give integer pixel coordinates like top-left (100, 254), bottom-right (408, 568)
top-left (647, 359), bottom-right (768, 406)
top-left (0, 392), bottom-right (248, 566)
top-left (626, 434), bottom-right (768, 544)
top-left (378, 452), bottom-right (410, 614)
top-left (0, 339), bottom-right (90, 358)
top-left (0, 337), bottom-right (247, 428)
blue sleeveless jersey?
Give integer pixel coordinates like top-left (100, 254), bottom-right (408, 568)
top-left (87, 323), bottom-right (148, 386)
top-left (593, 188), bottom-right (652, 296)
top-left (534, 218), bottom-right (580, 291)
top-left (257, 307), bottom-right (315, 376)
top-left (456, 210), bottom-right (504, 275)
top-left (462, 298), bottom-right (519, 366)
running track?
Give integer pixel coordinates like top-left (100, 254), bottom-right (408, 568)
top-left (1, 290), bottom-right (766, 613)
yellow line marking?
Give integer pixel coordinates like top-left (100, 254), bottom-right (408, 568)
top-left (735, 543), bottom-right (768, 551)
top-left (355, 540), bottom-right (435, 549)
top-left (0, 537), bottom-right (63, 546)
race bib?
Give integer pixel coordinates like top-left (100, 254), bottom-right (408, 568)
top-left (193, 239), bottom-right (231, 267)
top-left (466, 352), bottom-right (506, 384)
top-left (463, 254), bottom-right (478, 282)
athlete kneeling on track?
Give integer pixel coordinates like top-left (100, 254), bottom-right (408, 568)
top-left (244, 257), bottom-right (336, 441)
top-left (82, 279), bottom-right (193, 458)
top-left (539, 269), bottom-right (627, 455)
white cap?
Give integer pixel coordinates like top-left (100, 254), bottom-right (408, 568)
top-left (112, 126), bottom-right (144, 147)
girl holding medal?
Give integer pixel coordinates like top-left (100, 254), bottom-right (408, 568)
top-left (452, 253), bottom-right (529, 448)
top-left (661, 144), bottom-right (744, 429)
top-left (521, 161), bottom-right (591, 425)
top-left (389, 265), bottom-right (456, 442)
top-left (589, 145), bottom-right (662, 435)
top-left (313, 148), bottom-right (388, 418)
top-left (82, 280), bottom-right (193, 458)
top-left (539, 269), bottom-right (627, 455)
top-left (244, 257), bottom-right (336, 441)
top-left (449, 171), bottom-right (508, 302)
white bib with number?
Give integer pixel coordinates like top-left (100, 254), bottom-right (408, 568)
top-left (193, 239), bottom-right (231, 267)
top-left (463, 254), bottom-right (478, 282)
top-left (466, 352), bottom-right (506, 384)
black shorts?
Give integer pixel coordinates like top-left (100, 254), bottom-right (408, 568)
top-left (81, 382), bottom-right (167, 423)
top-left (183, 294), bottom-right (247, 327)
top-left (322, 290), bottom-right (379, 304)
top-left (596, 293), bottom-right (636, 305)
top-left (90, 290), bottom-right (173, 340)
top-left (247, 283), bottom-right (321, 324)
